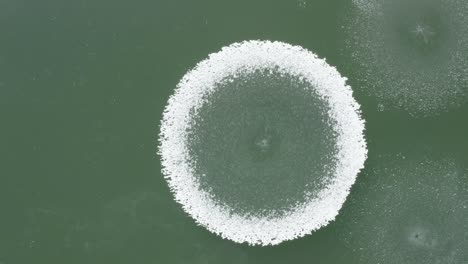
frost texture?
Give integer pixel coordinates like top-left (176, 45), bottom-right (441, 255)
top-left (336, 154), bottom-right (468, 263)
top-left (158, 40), bottom-right (367, 246)
top-left (345, 0), bottom-right (468, 116)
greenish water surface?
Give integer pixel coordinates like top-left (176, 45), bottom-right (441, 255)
top-left (1, 0), bottom-right (467, 263)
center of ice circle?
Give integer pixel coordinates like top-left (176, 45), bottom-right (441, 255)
top-left (251, 128), bottom-right (279, 160)
top-left (407, 226), bottom-right (438, 249)
top-left (254, 136), bottom-right (271, 152)
top-left (411, 23), bottom-right (435, 45)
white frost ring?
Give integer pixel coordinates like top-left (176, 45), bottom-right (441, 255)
top-left (158, 40), bottom-right (367, 245)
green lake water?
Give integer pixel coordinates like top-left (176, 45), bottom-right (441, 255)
top-left (1, 0), bottom-right (467, 263)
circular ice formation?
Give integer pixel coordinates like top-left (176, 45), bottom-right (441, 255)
top-left (343, 0), bottom-right (468, 116)
top-left (336, 154), bottom-right (468, 263)
top-left (158, 40), bottom-right (367, 245)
